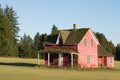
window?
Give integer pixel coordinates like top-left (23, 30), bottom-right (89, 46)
top-left (84, 39), bottom-right (87, 46)
top-left (59, 38), bottom-right (63, 47)
top-left (87, 55), bottom-right (90, 64)
top-left (91, 39), bottom-right (94, 46)
top-left (110, 57), bottom-right (112, 63)
top-left (50, 54), bottom-right (54, 64)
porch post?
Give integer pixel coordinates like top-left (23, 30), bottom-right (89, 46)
top-left (61, 54), bottom-right (63, 66)
top-left (59, 53), bottom-right (61, 66)
top-left (48, 53), bottom-right (50, 66)
top-left (58, 53), bottom-right (63, 67)
top-left (71, 53), bottom-right (73, 68)
top-left (37, 53), bottom-right (40, 66)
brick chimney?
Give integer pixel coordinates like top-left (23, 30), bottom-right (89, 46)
top-left (73, 24), bottom-right (77, 30)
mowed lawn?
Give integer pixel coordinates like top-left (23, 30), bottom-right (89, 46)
top-left (0, 57), bottom-right (120, 80)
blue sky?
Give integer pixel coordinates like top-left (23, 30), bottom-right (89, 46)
top-left (0, 0), bottom-right (120, 45)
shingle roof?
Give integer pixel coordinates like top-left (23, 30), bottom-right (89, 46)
top-left (45, 27), bottom-right (113, 57)
top-left (65, 28), bottom-right (89, 45)
top-left (45, 34), bottom-right (58, 45)
top-left (46, 28), bottom-right (89, 45)
top-left (60, 30), bottom-right (71, 44)
top-left (98, 45), bottom-right (113, 57)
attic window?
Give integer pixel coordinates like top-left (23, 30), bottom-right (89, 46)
top-left (59, 38), bottom-right (63, 47)
top-left (84, 39), bottom-right (87, 46)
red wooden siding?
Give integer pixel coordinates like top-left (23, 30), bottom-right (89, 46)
top-left (104, 57), bottom-right (107, 66)
top-left (98, 57), bottom-right (107, 66)
top-left (53, 54), bottom-right (58, 65)
top-left (62, 45), bottom-right (77, 51)
top-left (43, 28), bottom-right (114, 68)
top-left (45, 53), bottom-right (48, 65)
top-left (44, 53), bottom-right (71, 66)
top-left (98, 57), bottom-right (102, 65)
top-left (78, 29), bottom-right (98, 68)
top-left (107, 57), bottom-right (114, 68)
top-left (63, 53), bottom-right (68, 66)
top-left (45, 45), bottom-right (77, 51)
top-left (98, 56), bottom-right (114, 68)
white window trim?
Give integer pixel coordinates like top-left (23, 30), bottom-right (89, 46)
top-left (91, 39), bottom-right (94, 46)
top-left (87, 55), bottom-right (90, 64)
top-left (84, 39), bottom-right (87, 46)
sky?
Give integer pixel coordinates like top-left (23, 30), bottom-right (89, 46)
top-left (0, 0), bottom-right (120, 45)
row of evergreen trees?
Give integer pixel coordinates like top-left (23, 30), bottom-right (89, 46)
top-left (0, 5), bottom-right (19, 56)
top-left (0, 4), bottom-right (120, 60)
top-left (0, 5), bottom-right (47, 58)
top-left (18, 33), bottom-right (47, 58)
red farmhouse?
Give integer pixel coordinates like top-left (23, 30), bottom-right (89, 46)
top-left (40, 24), bottom-right (114, 68)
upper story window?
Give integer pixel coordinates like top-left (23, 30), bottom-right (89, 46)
top-left (91, 39), bottom-right (94, 46)
top-left (84, 39), bottom-right (87, 46)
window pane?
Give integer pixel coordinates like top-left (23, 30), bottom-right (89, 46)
top-left (84, 39), bottom-right (87, 46)
top-left (87, 55), bottom-right (90, 64)
top-left (110, 57), bottom-right (112, 63)
top-left (91, 39), bottom-right (93, 46)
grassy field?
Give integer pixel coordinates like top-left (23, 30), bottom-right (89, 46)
top-left (0, 57), bottom-right (120, 80)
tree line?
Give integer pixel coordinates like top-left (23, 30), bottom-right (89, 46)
top-left (0, 5), bottom-right (19, 57)
top-left (0, 5), bottom-right (120, 60)
top-left (18, 33), bottom-right (47, 58)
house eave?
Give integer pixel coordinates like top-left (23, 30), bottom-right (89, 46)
top-left (38, 48), bottom-right (78, 54)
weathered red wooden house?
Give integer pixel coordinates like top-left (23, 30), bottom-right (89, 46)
top-left (39, 24), bottom-right (114, 68)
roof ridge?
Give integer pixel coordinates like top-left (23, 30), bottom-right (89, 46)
top-left (65, 28), bottom-right (89, 45)
top-left (60, 28), bottom-right (90, 31)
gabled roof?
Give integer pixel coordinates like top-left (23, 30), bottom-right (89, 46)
top-left (60, 30), bottom-right (71, 44)
top-left (98, 45), bottom-right (113, 57)
top-left (45, 34), bottom-right (58, 45)
top-left (46, 28), bottom-right (89, 45)
top-left (65, 28), bottom-right (89, 45)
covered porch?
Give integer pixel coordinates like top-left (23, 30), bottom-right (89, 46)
top-left (38, 48), bottom-right (78, 68)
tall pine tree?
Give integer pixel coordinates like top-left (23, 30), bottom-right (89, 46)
top-left (51, 24), bottom-right (58, 35)
top-left (0, 12), bottom-right (18, 56)
top-left (18, 34), bottom-right (33, 58)
top-left (4, 5), bottom-right (19, 42)
top-left (0, 5), bottom-right (19, 57)
top-left (33, 33), bottom-right (47, 58)
top-left (115, 43), bottom-right (120, 60)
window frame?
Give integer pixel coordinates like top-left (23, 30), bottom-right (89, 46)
top-left (110, 57), bottom-right (112, 63)
top-left (91, 39), bottom-right (94, 46)
top-left (87, 55), bottom-right (90, 64)
top-left (84, 39), bottom-right (87, 46)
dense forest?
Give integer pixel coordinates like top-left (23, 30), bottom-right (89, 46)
top-left (0, 5), bottom-right (120, 60)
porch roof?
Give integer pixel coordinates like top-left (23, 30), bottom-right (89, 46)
top-left (38, 48), bottom-right (78, 54)
top-left (98, 45), bottom-right (113, 57)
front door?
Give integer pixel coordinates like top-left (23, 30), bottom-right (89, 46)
top-left (73, 54), bottom-right (78, 67)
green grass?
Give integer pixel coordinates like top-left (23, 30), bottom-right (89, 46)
top-left (0, 57), bottom-right (120, 80)
top-left (115, 61), bottom-right (120, 69)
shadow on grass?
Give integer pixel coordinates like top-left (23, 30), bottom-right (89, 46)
top-left (0, 62), bottom-right (37, 67)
